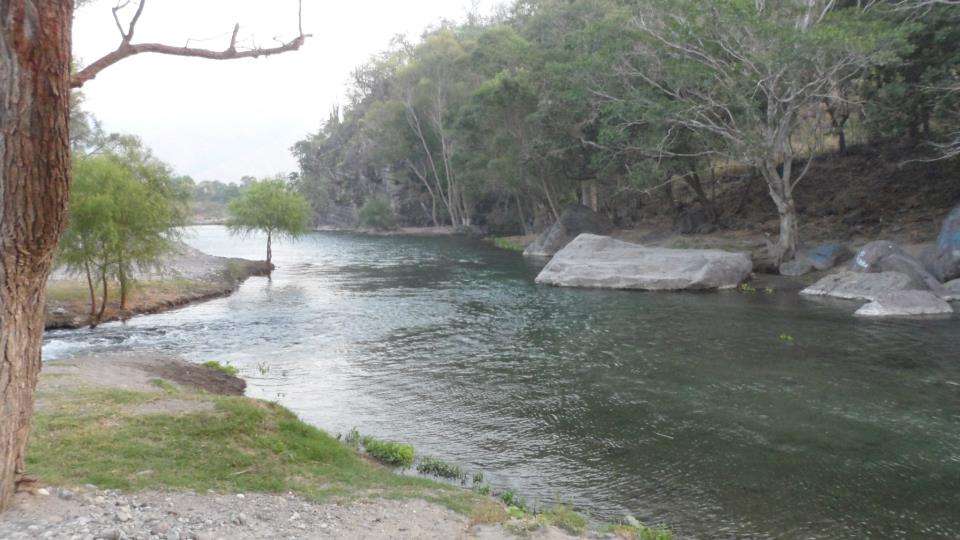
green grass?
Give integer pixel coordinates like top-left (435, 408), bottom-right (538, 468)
top-left (202, 360), bottom-right (239, 377)
top-left (538, 505), bottom-right (588, 534)
top-left (360, 436), bottom-right (415, 468)
top-left (416, 457), bottom-right (467, 482)
top-left (490, 237), bottom-right (525, 252)
top-left (26, 384), bottom-right (502, 523)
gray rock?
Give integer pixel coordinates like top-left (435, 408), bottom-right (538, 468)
top-left (945, 278), bottom-right (960, 301)
top-left (801, 271), bottom-right (916, 301)
top-left (926, 205), bottom-right (960, 282)
top-left (851, 240), bottom-right (946, 295)
top-left (523, 205), bottom-right (613, 258)
top-left (805, 242), bottom-right (852, 271)
top-left (779, 258), bottom-right (815, 277)
top-left (164, 528), bottom-right (181, 540)
top-left (535, 234), bottom-right (753, 290)
top-left (855, 291), bottom-right (954, 317)
top-left (114, 509), bottom-right (132, 523)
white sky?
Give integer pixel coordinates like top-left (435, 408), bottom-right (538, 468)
top-left (72, 0), bottom-right (500, 183)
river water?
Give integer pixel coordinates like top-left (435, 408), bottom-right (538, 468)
top-left (43, 226), bottom-right (960, 539)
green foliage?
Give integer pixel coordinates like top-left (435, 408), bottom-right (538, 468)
top-left (59, 146), bottom-right (188, 316)
top-left (227, 178), bottom-right (312, 263)
top-left (498, 489), bottom-right (528, 512)
top-left (358, 197), bottom-right (396, 230)
top-left (416, 457), bottom-right (467, 482)
top-left (203, 361), bottom-right (239, 377)
top-left (491, 237), bottom-right (524, 252)
top-left (360, 436), bottom-right (414, 468)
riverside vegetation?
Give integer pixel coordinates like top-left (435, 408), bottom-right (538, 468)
top-left (20, 354), bottom-right (673, 539)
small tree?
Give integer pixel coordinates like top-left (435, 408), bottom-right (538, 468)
top-left (58, 153), bottom-right (186, 324)
top-left (226, 179), bottom-right (312, 265)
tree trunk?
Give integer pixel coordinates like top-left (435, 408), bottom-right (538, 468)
top-left (762, 168), bottom-right (800, 263)
top-left (84, 261), bottom-right (97, 320)
top-left (266, 231), bottom-right (273, 266)
top-left (94, 271), bottom-right (109, 328)
top-left (682, 172), bottom-right (717, 222)
top-left (514, 192), bottom-right (529, 235)
top-left (118, 263), bottom-right (128, 310)
top-left (0, 1), bottom-right (74, 511)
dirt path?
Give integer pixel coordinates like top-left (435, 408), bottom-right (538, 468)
top-left (3, 354), bottom-right (611, 540)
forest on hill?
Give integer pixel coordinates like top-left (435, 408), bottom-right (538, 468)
top-left (291, 0), bottom-right (960, 260)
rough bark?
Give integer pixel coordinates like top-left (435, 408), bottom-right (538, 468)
top-left (0, 0), bottom-right (74, 511)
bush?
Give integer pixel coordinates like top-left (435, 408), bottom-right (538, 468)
top-left (203, 361), bottom-right (239, 377)
top-left (416, 457), bottom-right (466, 482)
top-left (358, 197), bottom-right (396, 230)
top-left (361, 436), bottom-right (414, 468)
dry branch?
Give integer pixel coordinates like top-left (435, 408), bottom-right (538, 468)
top-left (72, 0), bottom-right (310, 88)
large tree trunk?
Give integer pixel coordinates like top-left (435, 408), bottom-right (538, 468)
top-left (0, 1), bottom-right (74, 511)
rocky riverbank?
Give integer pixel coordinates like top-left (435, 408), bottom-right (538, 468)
top-left (5, 353), bottom-right (666, 540)
top-left (45, 245), bottom-right (272, 330)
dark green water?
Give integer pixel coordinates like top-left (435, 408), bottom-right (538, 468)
top-left (44, 226), bottom-right (960, 538)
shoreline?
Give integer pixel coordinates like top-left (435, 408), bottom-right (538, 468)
top-left (45, 245), bottom-right (272, 330)
top-left (4, 352), bottom-right (670, 539)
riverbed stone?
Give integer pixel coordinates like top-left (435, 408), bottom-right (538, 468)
top-left (779, 258), bottom-right (815, 277)
top-left (535, 234), bottom-right (753, 290)
top-left (854, 291), bottom-right (954, 318)
top-left (800, 271), bottom-right (917, 301)
top-left (806, 242), bottom-right (852, 271)
top-left (925, 205), bottom-right (960, 282)
top-left (851, 240), bottom-right (946, 295)
top-left (523, 205), bottom-right (614, 258)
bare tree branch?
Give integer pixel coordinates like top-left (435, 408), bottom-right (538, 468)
top-left (73, 0), bottom-right (311, 88)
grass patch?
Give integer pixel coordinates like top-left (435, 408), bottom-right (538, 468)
top-left (416, 457), bottom-right (467, 482)
top-left (538, 505), bottom-right (588, 534)
top-left (149, 379), bottom-right (179, 393)
top-left (27, 382), bottom-right (501, 522)
top-left (202, 360), bottom-right (239, 377)
top-left (490, 237), bottom-right (524, 252)
top-left (360, 436), bottom-right (414, 468)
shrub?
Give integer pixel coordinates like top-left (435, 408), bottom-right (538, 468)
top-left (203, 361), bottom-right (239, 377)
top-left (358, 197), bottom-right (395, 230)
top-left (361, 436), bottom-right (414, 468)
top-left (416, 457), bottom-right (466, 482)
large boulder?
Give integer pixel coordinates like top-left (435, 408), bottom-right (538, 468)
top-left (851, 240), bottom-right (946, 295)
top-left (925, 205), bottom-right (960, 282)
top-left (535, 234), bottom-right (753, 291)
top-left (854, 291), bottom-right (954, 318)
top-left (523, 205), bottom-right (614, 258)
top-left (800, 271), bottom-right (918, 302)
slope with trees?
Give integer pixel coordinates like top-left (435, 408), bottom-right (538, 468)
top-left (292, 0), bottom-right (957, 263)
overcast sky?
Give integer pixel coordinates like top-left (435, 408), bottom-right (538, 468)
top-left (72, 0), bottom-right (500, 183)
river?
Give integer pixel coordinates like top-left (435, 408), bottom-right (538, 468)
top-left (43, 225), bottom-right (960, 539)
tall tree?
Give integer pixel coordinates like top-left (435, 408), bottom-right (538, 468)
top-left (0, 0), bottom-right (308, 510)
top-left (623, 0), bottom-right (906, 260)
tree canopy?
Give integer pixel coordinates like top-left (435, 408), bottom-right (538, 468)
top-left (292, 0), bottom-right (957, 260)
top-left (226, 179), bottom-right (312, 265)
